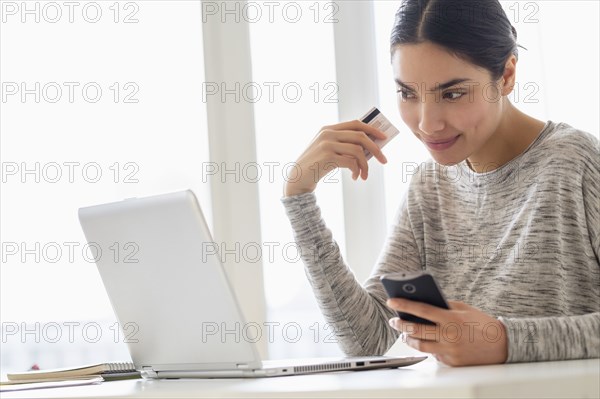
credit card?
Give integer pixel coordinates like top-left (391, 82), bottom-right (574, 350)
top-left (360, 107), bottom-right (400, 160)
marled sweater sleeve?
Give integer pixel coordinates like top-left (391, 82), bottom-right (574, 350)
top-left (499, 136), bottom-right (600, 363)
top-left (280, 191), bottom-right (422, 356)
top-left (498, 313), bottom-right (600, 362)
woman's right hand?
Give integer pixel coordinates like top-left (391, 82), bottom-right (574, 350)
top-left (284, 120), bottom-right (389, 197)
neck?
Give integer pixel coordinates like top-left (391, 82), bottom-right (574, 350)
top-left (466, 100), bottom-right (545, 173)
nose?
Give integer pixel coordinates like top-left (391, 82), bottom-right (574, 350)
top-left (418, 100), bottom-right (445, 136)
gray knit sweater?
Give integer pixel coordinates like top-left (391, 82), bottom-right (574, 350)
top-left (281, 120), bottom-right (599, 363)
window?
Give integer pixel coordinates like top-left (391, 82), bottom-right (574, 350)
top-left (248, 1), bottom-right (346, 358)
top-left (1, 1), bottom-right (211, 371)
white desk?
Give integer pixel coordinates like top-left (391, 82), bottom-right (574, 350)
top-left (3, 357), bottom-right (599, 398)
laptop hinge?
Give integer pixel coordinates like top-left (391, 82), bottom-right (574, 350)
top-left (236, 363), bottom-right (250, 369)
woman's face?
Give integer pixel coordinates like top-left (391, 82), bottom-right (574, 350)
top-left (392, 42), bottom-right (506, 166)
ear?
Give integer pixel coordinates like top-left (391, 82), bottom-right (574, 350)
top-left (500, 55), bottom-right (517, 96)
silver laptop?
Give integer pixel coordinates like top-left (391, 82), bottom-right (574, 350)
top-left (78, 190), bottom-right (426, 378)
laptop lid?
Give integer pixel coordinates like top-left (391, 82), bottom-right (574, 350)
top-left (78, 190), bottom-right (263, 372)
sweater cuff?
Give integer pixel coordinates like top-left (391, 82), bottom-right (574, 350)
top-left (496, 314), bottom-right (600, 363)
top-left (498, 317), bottom-right (520, 363)
top-left (498, 316), bottom-right (549, 363)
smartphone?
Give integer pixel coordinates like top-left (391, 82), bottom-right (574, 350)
top-left (380, 272), bottom-right (449, 325)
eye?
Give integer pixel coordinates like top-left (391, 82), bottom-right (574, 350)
top-left (397, 89), bottom-right (417, 100)
top-left (443, 91), bottom-right (466, 100)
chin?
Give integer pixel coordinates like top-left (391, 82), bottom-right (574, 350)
top-left (429, 153), bottom-right (464, 167)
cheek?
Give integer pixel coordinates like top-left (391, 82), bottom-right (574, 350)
top-left (398, 101), bottom-right (420, 134)
top-left (451, 96), bottom-right (499, 134)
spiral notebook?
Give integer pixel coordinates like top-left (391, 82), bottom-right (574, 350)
top-left (5, 362), bottom-right (140, 383)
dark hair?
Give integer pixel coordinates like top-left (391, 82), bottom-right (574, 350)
top-left (390, 0), bottom-right (522, 80)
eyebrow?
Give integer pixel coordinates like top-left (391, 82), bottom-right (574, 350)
top-left (395, 78), bottom-right (472, 92)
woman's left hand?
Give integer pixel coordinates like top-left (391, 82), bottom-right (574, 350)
top-left (387, 298), bottom-right (509, 366)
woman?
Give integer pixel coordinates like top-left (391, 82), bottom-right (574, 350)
top-left (281, 0), bottom-right (599, 366)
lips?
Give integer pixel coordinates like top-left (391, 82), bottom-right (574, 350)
top-left (423, 135), bottom-right (460, 151)
top-left (424, 136), bottom-right (458, 144)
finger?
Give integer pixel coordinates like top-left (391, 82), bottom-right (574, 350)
top-left (318, 141), bottom-right (366, 177)
top-left (327, 142), bottom-right (369, 180)
top-left (387, 298), bottom-right (451, 324)
top-left (326, 120), bottom-right (388, 141)
top-left (341, 131), bottom-right (388, 165)
top-left (331, 155), bottom-right (360, 180)
top-left (389, 318), bottom-right (440, 341)
top-left (324, 129), bottom-right (388, 165)
top-left (433, 353), bottom-right (448, 364)
top-left (447, 300), bottom-right (472, 311)
top-left (405, 336), bottom-right (444, 354)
